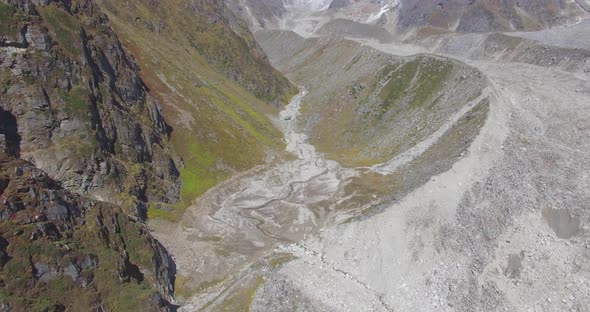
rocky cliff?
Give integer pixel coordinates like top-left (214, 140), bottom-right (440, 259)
top-left (0, 153), bottom-right (176, 310)
top-left (0, 0), bottom-right (300, 307)
top-left (0, 0), bottom-right (182, 309)
top-left (0, 0), bottom-right (180, 219)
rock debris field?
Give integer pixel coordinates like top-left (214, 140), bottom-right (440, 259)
top-left (151, 16), bottom-right (590, 312)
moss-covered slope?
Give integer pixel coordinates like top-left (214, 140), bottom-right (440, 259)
top-left (96, 0), bottom-right (297, 220)
top-left (257, 32), bottom-right (485, 167)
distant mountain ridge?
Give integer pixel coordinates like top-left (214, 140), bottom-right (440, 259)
top-left (234, 0), bottom-right (590, 33)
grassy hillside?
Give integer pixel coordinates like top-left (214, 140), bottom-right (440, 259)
top-left (97, 0), bottom-right (296, 220)
top-left (308, 55), bottom-right (463, 166)
top-left (256, 32), bottom-right (485, 167)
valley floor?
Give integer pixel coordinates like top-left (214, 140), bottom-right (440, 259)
top-left (270, 59), bottom-right (590, 312)
top-left (152, 20), bottom-right (590, 311)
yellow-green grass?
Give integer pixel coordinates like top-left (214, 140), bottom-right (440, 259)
top-left (97, 0), bottom-right (294, 221)
top-left (0, 3), bottom-right (16, 35)
top-left (38, 5), bottom-right (83, 56)
top-left (308, 57), bottom-right (455, 167)
top-left (212, 275), bottom-right (264, 312)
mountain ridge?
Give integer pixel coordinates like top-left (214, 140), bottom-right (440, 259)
top-left (234, 0), bottom-right (590, 34)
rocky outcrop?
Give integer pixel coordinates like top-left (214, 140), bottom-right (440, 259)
top-left (0, 1), bottom-right (181, 307)
top-left (0, 0), bottom-right (180, 217)
top-left (0, 153), bottom-right (176, 310)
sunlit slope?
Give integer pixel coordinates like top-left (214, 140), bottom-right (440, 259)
top-left (257, 31), bottom-right (485, 167)
top-left (98, 0), bottom-right (297, 219)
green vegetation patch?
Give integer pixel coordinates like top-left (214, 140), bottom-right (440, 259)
top-left (214, 275), bottom-right (264, 311)
top-left (268, 253), bottom-right (296, 268)
top-left (379, 61), bottom-right (417, 110)
top-left (177, 139), bottom-right (224, 201)
top-left (379, 57), bottom-right (453, 112)
top-left (173, 274), bottom-right (195, 300)
top-left (39, 5), bottom-right (82, 56)
top-left (146, 205), bottom-right (177, 222)
top-left (0, 3), bottom-right (17, 35)
top-left (61, 85), bottom-right (90, 117)
top-left (409, 58), bottom-right (453, 108)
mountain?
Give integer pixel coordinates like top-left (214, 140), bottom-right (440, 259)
top-left (3, 0), bottom-right (589, 310)
top-left (0, 153), bottom-right (176, 310)
top-left (227, 0), bottom-right (287, 28)
top-left (1, 0), bottom-right (181, 309)
top-left (393, 0), bottom-right (590, 33)
top-left (97, 0), bottom-right (296, 220)
top-left (1, 0), bottom-right (296, 309)
top-left (237, 0), bottom-right (590, 34)
top-left (1, 0), bottom-right (180, 218)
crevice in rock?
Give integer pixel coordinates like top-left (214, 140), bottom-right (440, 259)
top-left (0, 108), bottom-right (21, 157)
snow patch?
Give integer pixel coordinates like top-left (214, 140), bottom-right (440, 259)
top-left (366, 0), bottom-right (401, 23)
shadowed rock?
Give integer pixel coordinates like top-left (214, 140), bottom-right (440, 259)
top-left (0, 109), bottom-right (20, 157)
top-left (542, 207), bottom-right (581, 239)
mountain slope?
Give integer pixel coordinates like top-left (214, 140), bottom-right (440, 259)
top-left (0, 153), bottom-right (176, 311)
top-left (0, 0), bottom-right (183, 309)
top-left (0, 0), bottom-right (180, 218)
top-left (97, 0), bottom-right (297, 220)
top-left (395, 0), bottom-right (589, 33)
top-left (256, 30), bottom-right (485, 166)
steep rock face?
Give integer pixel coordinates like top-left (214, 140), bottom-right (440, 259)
top-left (0, 0), bottom-right (180, 216)
top-left (0, 153), bottom-right (176, 310)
